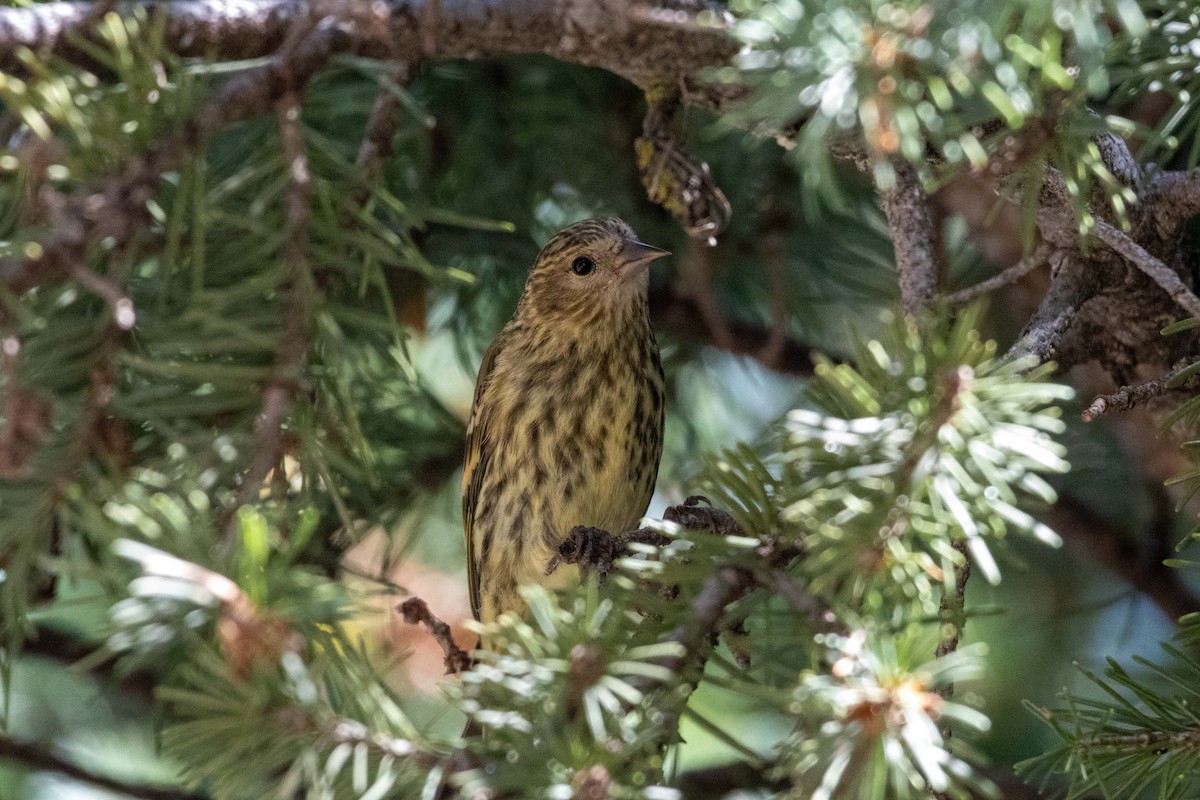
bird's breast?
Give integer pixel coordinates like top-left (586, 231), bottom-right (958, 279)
top-left (489, 329), bottom-right (663, 543)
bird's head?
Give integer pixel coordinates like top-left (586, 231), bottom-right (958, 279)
top-left (516, 217), bottom-right (670, 325)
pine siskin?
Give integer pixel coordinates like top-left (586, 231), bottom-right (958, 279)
top-left (462, 217), bottom-right (669, 632)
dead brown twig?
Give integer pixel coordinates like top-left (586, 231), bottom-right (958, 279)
top-left (398, 597), bottom-right (473, 675)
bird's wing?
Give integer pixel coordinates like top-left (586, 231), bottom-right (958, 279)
top-left (462, 334), bottom-right (505, 621)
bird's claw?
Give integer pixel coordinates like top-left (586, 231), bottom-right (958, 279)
top-left (663, 495), bottom-right (743, 536)
top-left (546, 525), bottom-right (672, 584)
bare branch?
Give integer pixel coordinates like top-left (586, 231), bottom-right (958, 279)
top-left (398, 597), bottom-right (473, 675)
top-left (1007, 252), bottom-right (1089, 362)
top-left (1082, 374), bottom-right (1175, 422)
top-left (946, 244), bottom-right (1051, 306)
top-left (879, 161), bottom-right (938, 315)
top-left (1141, 168), bottom-right (1200, 237)
top-left (1093, 219), bottom-right (1200, 320)
top-left (0, 0), bottom-right (740, 109)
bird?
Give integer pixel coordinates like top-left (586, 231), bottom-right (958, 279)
top-left (461, 217), bottom-right (669, 633)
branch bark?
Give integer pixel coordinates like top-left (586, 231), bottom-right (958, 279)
top-left (879, 160), bottom-right (938, 315)
top-left (0, 0), bottom-right (740, 108)
top-left (1093, 218), bottom-right (1200, 320)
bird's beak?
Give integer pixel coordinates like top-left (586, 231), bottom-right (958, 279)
top-left (620, 238), bottom-right (670, 278)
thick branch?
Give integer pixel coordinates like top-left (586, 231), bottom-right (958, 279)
top-left (878, 161), bottom-right (938, 315)
top-left (1141, 168), bottom-right (1200, 237)
top-left (0, 733), bottom-right (205, 800)
top-left (1093, 219), bottom-right (1200, 320)
top-left (0, 0), bottom-right (740, 108)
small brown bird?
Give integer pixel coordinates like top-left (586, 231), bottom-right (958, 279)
top-left (462, 217), bottom-right (669, 631)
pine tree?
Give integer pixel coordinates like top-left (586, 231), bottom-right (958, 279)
top-left (1, 1), bottom-right (1199, 799)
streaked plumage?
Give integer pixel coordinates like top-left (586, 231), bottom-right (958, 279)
top-left (462, 218), bottom-right (668, 630)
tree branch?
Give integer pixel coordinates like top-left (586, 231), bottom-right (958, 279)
top-left (947, 243), bottom-right (1051, 306)
top-left (1081, 373), bottom-right (1175, 422)
top-left (0, 732), bottom-right (206, 800)
top-left (1093, 219), bottom-right (1200, 321)
top-left (398, 597), bottom-right (473, 675)
top-left (1140, 168), bottom-right (1200, 238)
top-left (879, 160), bottom-right (938, 315)
top-left (229, 91), bottom-right (316, 522)
top-left (353, 66), bottom-right (407, 196)
top-left (0, 0), bottom-right (740, 108)
top-left (1007, 252), bottom-right (1089, 362)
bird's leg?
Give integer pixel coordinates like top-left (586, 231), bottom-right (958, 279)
top-left (663, 495), bottom-right (744, 536)
top-left (546, 525), bottom-right (672, 584)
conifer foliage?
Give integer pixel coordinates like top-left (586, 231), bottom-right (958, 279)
top-left (1, 1), bottom-right (1200, 799)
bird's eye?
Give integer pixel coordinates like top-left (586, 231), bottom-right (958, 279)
top-left (571, 256), bottom-right (595, 276)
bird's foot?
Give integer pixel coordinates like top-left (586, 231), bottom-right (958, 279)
top-left (663, 495), bottom-right (744, 536)
top-left (546, 525), bottom-right (672, 584)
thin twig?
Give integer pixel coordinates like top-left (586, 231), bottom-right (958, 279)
top-left (1093, 218), bottom-right (1200, 320)
top-left (0, 733), bottom-right (206, 800)
top-left (946, 243), bottom-right (1051, 305)
top-left (229, 91), bottom-right (316, 521)
top-left (1082, 375), bottom-right (1175, 422)
top-left (398, 597), bottom-right (473, 675)
top-left (935, 540), bottom-right (970, 685)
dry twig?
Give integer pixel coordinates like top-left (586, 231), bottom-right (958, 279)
top-left (1082, 376), bottom-right (1173, 422)
top-left (398, 597), bottom-right (473, 675)
top-left (946, 243), bottom-right (1051, 305)
top-left (1093, 218), bottom-right (1200, 320)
